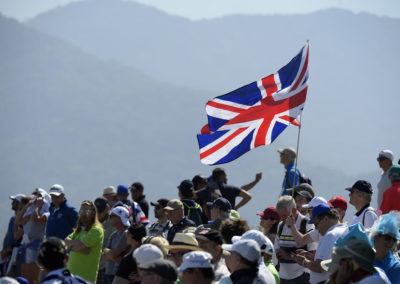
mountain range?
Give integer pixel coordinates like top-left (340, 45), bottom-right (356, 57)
top-left (1, 1), bottom-right (399, 233)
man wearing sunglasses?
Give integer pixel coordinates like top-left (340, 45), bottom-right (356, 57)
top-left (346, 180), bottom-right (378, 229)
top-left (371, 213), bottom-right (400, 284)
top-left (376, 150), bottom-right (394, 208)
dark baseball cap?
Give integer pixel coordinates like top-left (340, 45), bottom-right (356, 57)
top-left (150, 198), bottom-right (169, 208)
top-left (195, 227), bottom-right (223, 245)
top-left (177, 180), bottom-right (194, 195)
top-left (207, 197), bottom-right (232, 212)
top-left (94, 197), bottom-right (109, 213)
top-left (138, 259), bottom-right (178, 282)
top-left (346, 180), bottom-right (373, 194)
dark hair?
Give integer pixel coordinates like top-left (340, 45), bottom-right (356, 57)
top-left (128, 223), bottom-right (147, 242)
top-left (220, 218), bottom-right (249, 244)
top-left (317, 208), bottom-right (339, 221)
top-left (212, 168), bottom-right (226, 180)
top-left (269, 221), bottom-right (278, 235)
top-left (185, 268), bottom-right (214, 280)
top-left (38, 237), bottom-right (67, 270)
top-left (130, 182), bottom-right (144, 192)
top-left (192, 175), bottom-right (207, 189)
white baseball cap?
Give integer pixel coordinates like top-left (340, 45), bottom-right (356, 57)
top-left (9, 194), bottom-right (25, 202)
top-left (236, 230), bottom-right (274, 255)
top-left (222, 239), bottom-right (260, 263)
top-left (49, 184), bottom-right (64, 196)
top-left (378, 150), bottom-right (394, 161)
top-left (133, 244), bottom-right (163, 266)
top-left (302, 196), bottom-right (328, 209)
top-left (111, 206), bottom-right (131, 227)
top-left (178, 251), bottom-right (213, 273)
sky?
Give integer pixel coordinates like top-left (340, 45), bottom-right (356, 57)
top-left (0, 0), bottom-right (400, 21)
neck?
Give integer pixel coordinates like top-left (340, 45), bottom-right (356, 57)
top-left (355, 202), bottom-right (369, 212)
top-left (158, 215), bottom-right (168, 224)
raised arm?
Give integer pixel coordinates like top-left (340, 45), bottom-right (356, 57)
top-left (241, 172), bottom-right (262, 191)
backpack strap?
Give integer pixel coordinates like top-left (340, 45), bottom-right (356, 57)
top-left (300, 217), bottom-right (308, 235)
top-left (362, 207), bottom-right (376, 227)
top-left (277, 221), bottom-right (284, 237)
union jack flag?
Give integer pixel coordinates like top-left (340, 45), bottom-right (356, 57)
top-left (197, 43), bottom-right (309, 165)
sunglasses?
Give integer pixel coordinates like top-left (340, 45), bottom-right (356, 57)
top-left (377, 157), bottom-right (388, 162)
top-left (378, 234), bottom-right (397, 242)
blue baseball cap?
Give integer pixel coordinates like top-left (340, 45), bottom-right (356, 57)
top-left (207, 197), bottom-right (232, 212)
top-left (309, 203), bottom-right (332, 224)
top-left (117, 184), bottom-right (129, 195)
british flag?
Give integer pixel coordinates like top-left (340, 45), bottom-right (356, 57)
top-left (197, 43), bottom-right (309, 165)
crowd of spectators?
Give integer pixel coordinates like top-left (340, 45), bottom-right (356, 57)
top-left (1, 148), bottom-right (400, 284)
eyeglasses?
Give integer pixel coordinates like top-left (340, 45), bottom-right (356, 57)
top-left (79, 209), bottom-right (94, 215)
top-left (313, 217), bottom-right (322, 227)
top-left (378, 234), bottom-right (397, 242)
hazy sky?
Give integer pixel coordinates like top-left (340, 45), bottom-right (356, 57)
top-left (0, 0), bottom-right (399, 21)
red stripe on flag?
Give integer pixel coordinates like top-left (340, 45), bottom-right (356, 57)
top-left (207, 101), bottom-right (244, 113)
top-left (261, 74), bottom-right (278, 96)
top-left (201, 124), bottom-right (210, 134)
top-left (291, 48), bottom-right (309, 91)
top-left (200, 128), bottom-right (247, 160)
top-left (280, 115), bottom-right (300, 126)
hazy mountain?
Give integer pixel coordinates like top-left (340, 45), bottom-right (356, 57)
top-left (26, 1), bottom-right (400, 175)
top-left (1, 2), bottom-right (398, 233)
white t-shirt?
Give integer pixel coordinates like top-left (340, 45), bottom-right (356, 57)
top-left (377, 170), bottom-right (391, 208)
top-left (354, 267), bottom-right (390, 284)
top-left (352, 206), bottom-right (378, 229)
top-left (310, 223), bottom-right (347, 284)
top-left (309, 228), bottom-right (321, 243)
top-left (274, 213), bottom-right (317, 280)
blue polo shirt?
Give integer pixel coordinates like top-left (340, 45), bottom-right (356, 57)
top-left (374, 251), bottom-right (400, 284)
top-left (281, 162), bottom-right (300, 196)
top-left (46, 200), bottom-right (78, 239)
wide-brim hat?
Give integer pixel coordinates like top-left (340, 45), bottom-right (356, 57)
top-left (165, 233), bottom-right (202, 251)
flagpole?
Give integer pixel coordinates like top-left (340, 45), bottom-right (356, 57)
top-left (292, 115), bottom-right (302, 198)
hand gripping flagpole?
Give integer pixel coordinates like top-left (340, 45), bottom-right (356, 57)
top-left (292, 114), bottom-right (303, 198)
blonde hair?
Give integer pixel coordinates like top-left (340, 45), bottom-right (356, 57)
top-left (142, 236), bottom-right (170, 258)
top-left (75, 200), bottom-right (103, 233)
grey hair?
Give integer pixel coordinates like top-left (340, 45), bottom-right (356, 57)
top-left (360, 191), bottom-right (372, 203)
top-left (276, 196), bottom-right (296, 212)
top-left (220, 210), bottom-right (231, 219)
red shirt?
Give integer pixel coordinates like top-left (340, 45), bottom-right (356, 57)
top-left (380, 182), bottom-right (400, 213)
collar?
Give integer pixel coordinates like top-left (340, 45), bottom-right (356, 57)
top-left (355, 203), bottom-right (370, 217)
top-left (137, 195), bottom-right (146, 202)
top-left (285, 162), bottom-right (295, 171)
top-left (375, 251), bottom-right (395, 266)
top-left (327, 222), bottom-right (346, 233)
top-left (230, 268), bottom-right (258, 282)
top-left (46, 268), bottom-right (68, 277)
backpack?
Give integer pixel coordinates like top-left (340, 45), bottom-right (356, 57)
top-left (42, 269), bottom-right (89, 284)
top-left (182, 201), bottom-right (203, 226)
top-left (285, 169), bottom-right (312, 188)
